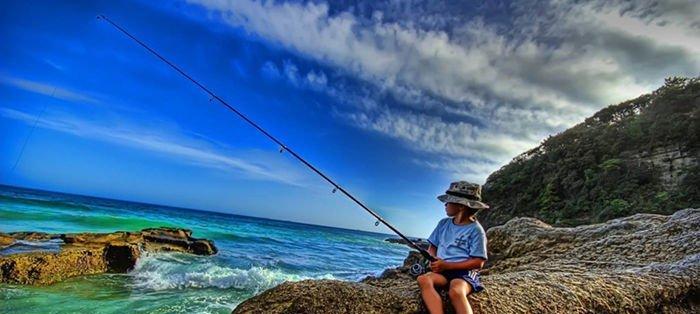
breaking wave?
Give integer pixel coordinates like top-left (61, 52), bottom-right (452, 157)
top-left (129, 253), bottom-right (334, 293)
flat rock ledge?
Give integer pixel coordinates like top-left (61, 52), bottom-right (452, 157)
top-left (0, 227), bottom-right (217, 285)
top-left (233, 208), bottom-right (700, 314)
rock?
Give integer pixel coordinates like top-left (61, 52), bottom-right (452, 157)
top-left (104, 244), bottom-right (141, 273)
top-left (630, 145), bottom-right (699, 189)
top-left (141, 227), bottom-right (217, 255)
top-left (233, 280), bottom-right (421, 314)
top-left (6, 231), bottom-right (58, 241)
top-left (57, 227), bottom-right (217, 255)
top-left (0, 233), bottom-right (14, 249)
top-left (0, 227), bottom-right (216, 285)
top-left (385, 237), bottom-right (430, 250)
top-left (187, 239), bottom-right (218, 255)
top-left (233, 208), bottom-right (700, 314)
top-left (0, 247), bottom-right (110, 285)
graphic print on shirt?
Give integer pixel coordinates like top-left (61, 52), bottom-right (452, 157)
top-left (453, 234), bottom-right (468, 247)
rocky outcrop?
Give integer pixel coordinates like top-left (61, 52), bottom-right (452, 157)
top-left (0, 227), bottom-right (216, 285)
top-left (630, 145), bottom-right (699, 188)
top-left (385, 237), bottom-right (430, 250)
top-left (58, 227), bottom-right (217, 255)
top-left (0, 234), bottom-right (14, 249)
top-left (233, 208), bottom-right (700, 314)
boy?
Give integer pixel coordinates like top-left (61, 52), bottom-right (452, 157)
top-left (417, 181), bottom-right (489, 314)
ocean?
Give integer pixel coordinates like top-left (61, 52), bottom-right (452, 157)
top-left (0, 185), bottom-right (409, 313)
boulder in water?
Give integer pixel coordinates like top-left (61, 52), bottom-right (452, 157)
top-left (0, 233), bottom-right (14, 249)
top-left (0, 227), bottom-right (217, 285)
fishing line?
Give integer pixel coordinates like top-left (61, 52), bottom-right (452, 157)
top-left (97, 15), bottom-right (435, 261)
top-left (11, 87), bottom-right (55, 172)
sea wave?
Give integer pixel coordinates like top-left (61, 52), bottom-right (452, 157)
top-left (129, 253), bottom-right (334, 293)
top-left (205, 231), bottom-right (290, 246)
top-left (0, 194), bottom-right (92, 211)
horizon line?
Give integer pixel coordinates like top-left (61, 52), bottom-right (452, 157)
top-left (0, 182), bottom-right (413, 238)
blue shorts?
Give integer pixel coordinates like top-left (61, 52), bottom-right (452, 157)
top-left (441, 269), bottom-right (485, 294)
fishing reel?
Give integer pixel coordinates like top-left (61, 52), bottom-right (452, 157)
top-left (409, 259), bottom-right (430, 277)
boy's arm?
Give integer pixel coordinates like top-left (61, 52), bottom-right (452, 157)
top-left (428, 244), bottom-right (437, 258)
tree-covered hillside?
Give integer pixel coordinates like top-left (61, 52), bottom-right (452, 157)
top-left (480, 77), bottom-right (700, 228)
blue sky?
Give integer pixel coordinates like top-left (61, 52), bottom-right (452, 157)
top-left (1, 0), bottom-right (698, 236)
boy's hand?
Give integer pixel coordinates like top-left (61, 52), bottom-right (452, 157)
top-left (430, 259), bottom-right (447, 273)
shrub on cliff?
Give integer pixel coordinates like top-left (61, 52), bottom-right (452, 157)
top-left (481, 77), bottom-right (700, 228)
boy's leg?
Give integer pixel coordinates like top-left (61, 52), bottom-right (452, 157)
top-left (448, 279), bottom-right (473, 314)
top-left (417, 272), bottom-right (448, 314)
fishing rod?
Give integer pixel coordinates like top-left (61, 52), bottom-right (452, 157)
top-left (12, 87), bottom-right (55, 172)
top-left (96, 14), bottom-right (436, 262)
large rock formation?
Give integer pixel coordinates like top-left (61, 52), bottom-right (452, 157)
top-left (233, 208), bottom-right (700, 314)
top-left (480, 77), bottom-right (700, 229)
top-left (0, 227), bottom-right (217, 285)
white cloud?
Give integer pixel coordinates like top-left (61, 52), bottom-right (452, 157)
top-left (263, 59), bottom-right (329, 91)
top-left (1, 107), bottom-right (310, 187)
top-left (305, 69), bottom-right (327, 89)
top-left (190, 0), bottom-right (698, 109)
top-left (260, 61), bottom-right (281, 79)
top-left (188, 0), bottom-right (700, 182)
top-left (282, 59), bottom-right (300, 85)
top-left (1, 75), bottom-right (101, 105)
top-left (342, 107), bottom-right (533, 161)
top-left (42, 59), bottom-right (65, 71)
top-left (414, 157), bottom-right (502, 184)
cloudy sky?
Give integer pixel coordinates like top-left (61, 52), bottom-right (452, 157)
top-left (1, 0), bottom-right (698, 236)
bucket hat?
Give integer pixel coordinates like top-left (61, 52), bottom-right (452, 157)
top-left (437, 181), bottom-right (489, 210)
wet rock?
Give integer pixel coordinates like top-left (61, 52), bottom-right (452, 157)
top-left (385, 237), bottom-right (430, 250)
top-left (233, 208), bottom-right (700, 314)
top-left (0, 233), bottom-right (14, 249)
top-left (0, 247), bottom-right (109, 285)
top-left (6, 232), bottom-right (58, 241)
top-left (0, 227), bottom-right (216, 285)
top-left (104, 244), bottom-right (140, 273)
top-left (186, 239), bottom-right (218, 255)
top-left (141, 227), bottom-right (217, 255)
top-left (57, 227), bottom-right (217, 255)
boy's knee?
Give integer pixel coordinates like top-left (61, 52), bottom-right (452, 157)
top-left (417, 274), bottom-right (432, 287)
top-left (448, 281), bottom-right (470, 299)
top-left (448, 286), bottom-right (461, 299)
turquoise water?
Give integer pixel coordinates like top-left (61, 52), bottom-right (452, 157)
top-left (0, 185), bottom-right (409, 313)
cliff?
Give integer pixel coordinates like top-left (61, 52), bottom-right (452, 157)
top-left (480, 77), bottom-right (699, 228)
top-left (232, 208), bottom-right (699, 313)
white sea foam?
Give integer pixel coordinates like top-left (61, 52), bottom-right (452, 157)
top-left (129, 253), bottom-right (334, 292)
top-left (0, 239), bottom-right (62, 255)
top-left (13, 239), bottom-right (63, 247)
